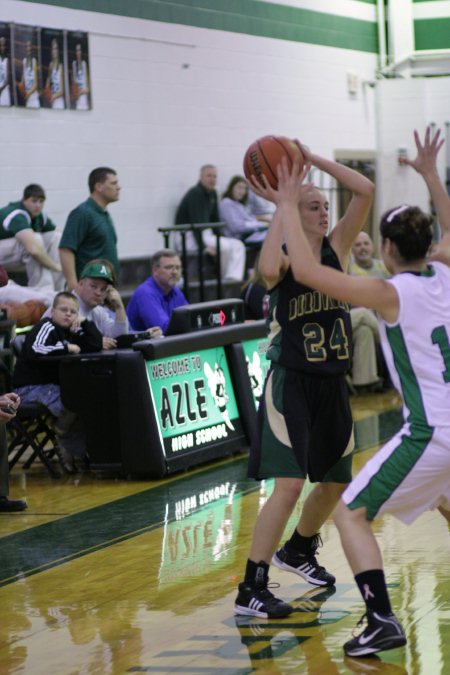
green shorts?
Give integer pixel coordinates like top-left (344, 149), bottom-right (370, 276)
top-left (248, 365), bottom-right (354, 483)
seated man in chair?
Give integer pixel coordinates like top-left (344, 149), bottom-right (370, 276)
top-left (175, 164), bottom-right (246, 281)
top-left (349, 232), bottom-right (389, 392)
top-left (126, 249), bottom-right (186, 335)
top-left (73, 259), bottom-right (129, 349)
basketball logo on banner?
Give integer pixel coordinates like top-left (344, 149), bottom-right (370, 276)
top-left (204, 361), bottom-right (235, 431)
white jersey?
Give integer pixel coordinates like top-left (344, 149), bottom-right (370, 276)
top-left (73, 60), bottom-right (89, 109)
top-left (49, 63), bottom-right (64, 108)
top-left (23, 57), bottom-right (40, 108)
top-left (23, 57), bottom-right (36, 92)
top-left (379, 261), bottom-right (450, 428)
top-left (73, 60), bottom-right (87, 90)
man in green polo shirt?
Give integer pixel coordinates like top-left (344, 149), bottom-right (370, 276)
top-left (0, 183), bottom-right (64, 291)
top-left (59, 167), bottom-right (120, 291)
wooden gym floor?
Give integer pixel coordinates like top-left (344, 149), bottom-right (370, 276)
top-left (1, 390), bottom-right (449, 675)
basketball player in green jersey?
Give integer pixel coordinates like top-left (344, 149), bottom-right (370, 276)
top-left (234, 144), bottom-right (374, 618)
top-left (273, 126), bottom-right (450, 657)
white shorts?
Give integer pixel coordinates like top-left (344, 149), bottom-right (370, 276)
top-left (343, 424), bottom-right (450, 524)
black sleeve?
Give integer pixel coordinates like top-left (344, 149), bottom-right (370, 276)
top-left (175, 192), bottom-right (190, 225)
top-left (210, 192), bottom-right (219, 223)
top-left (243, 283), bottom-right (266, 320)
top-left (72, 319), bottom-right (103, 353)
top-left (25, 320), bottom-right (69, 359)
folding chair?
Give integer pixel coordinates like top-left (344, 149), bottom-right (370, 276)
top-left (7, 335), bottom-right (62, 479)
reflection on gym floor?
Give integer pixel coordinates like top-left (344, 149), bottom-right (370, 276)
top-left (1, 391), bottom-right (449, 674)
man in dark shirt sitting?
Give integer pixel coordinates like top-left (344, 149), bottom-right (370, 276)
top-left (126, 249), bottom-right (187, 335)
top-left (175, 165), bottom-right (245, 280)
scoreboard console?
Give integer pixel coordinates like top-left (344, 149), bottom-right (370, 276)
top-left (60, 311), bottom-right (268, 478)
top-left (166, 298), bottom-right (245, 335)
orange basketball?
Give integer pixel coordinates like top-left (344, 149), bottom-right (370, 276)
top-left (5, 300), bottom-right (47, 327)
top-left (243, 135), bottom-right (304, 190)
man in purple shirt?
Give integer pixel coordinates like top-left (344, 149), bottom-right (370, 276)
top-left (126, 249), bottom-right (188, 334)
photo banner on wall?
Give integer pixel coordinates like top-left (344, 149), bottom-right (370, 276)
top-left (13, 24), bottom-right (41, 109)
top-left (41, 27), bottom-right (66, 109)
top-left (0, 22), bottom-right (13, 107)
top-left (67, 30), bottom-right (91, 110)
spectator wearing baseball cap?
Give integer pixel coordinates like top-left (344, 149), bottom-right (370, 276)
top-left (44, 258), bottom-right (129, 349)
top-left (73, 259), bottom-right (129, 349)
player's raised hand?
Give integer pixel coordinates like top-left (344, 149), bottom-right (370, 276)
top-left (276, 156), bottom-right (311, 206)
top-left (400, 126), bottom-right (444, 176)
top-left (246, 172), bottom-right (278, 204)
top-left (249, 157), bottom-right (310, 208)
top-left (293, 139), bottom-right (312, 164)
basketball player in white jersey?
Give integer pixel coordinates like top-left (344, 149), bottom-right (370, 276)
top-left (21, 40), bottom-right (40, 109)
top-left (45, 39), bottom-right (65, 109)
top-left (264, 126), bottom-right (450, 658)
top-left (72, 43), bottom-right (89, 110)
top-left (0, 37), bottom-right (11, 107)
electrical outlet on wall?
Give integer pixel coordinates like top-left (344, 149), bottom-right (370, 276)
top-left (347, 70), bottom-right (359, 96)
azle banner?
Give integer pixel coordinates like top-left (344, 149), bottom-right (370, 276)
top-left (146, 346), bottom-right (244, 458)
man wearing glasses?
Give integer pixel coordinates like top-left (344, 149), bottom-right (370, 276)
top-left (126, 249), bottom-right (187, 334)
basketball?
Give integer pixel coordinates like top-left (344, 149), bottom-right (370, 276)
top-left (243, 135), bottom-right (304, 189)
top-left (5, 300), bottom-right (47, 327)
